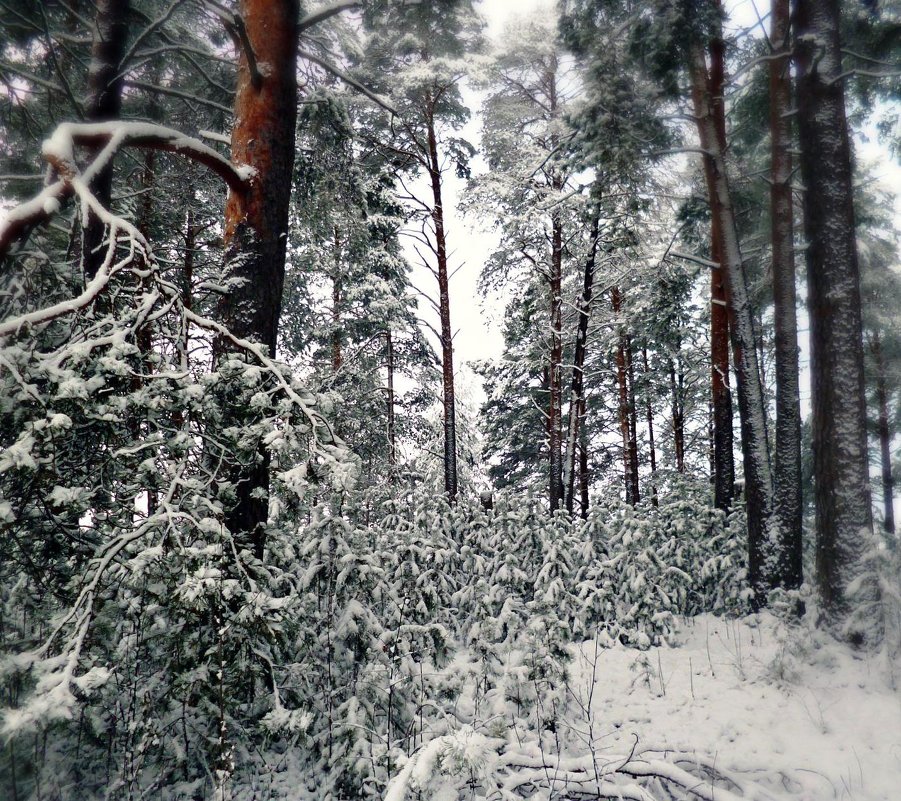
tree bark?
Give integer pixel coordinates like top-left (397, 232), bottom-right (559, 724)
top-left (689, 42), bottom-right (776, 602)
top-left (386, 329), bottom-right (397, 466)
top-left (642, 347), bottom-right (658, 507)
top-left (708, 27), bottom-right (735, 513)
top-left (564, 212), bottom-right (601, 514)
top-left (626, 334), bottom-right (641, 504)
top-left (613, 286), bottom-right (638, 504)
top-left (425, 100), bottom-right (458, 501)
top-left (795, 0), bottom-right (879, 640)
top-left (578, 403), bottom-right (590, 519)
top-left (332, 226), bottom-right (343, 373)
top-left (871, 334), bottom-right (895, 536)
top-left (82, 0), bottom-right (131, 282)
top-left (770, 0), bottom-right (803, 589)
top-left (548, 212), bottom-right (565, 511)
top-left (668, 356), bottom-right (685, 474)
top-left (214, 0), bottom-right (300, 558)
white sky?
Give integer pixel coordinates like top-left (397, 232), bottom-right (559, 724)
top-left (422, 0), bottom-right (900, 382)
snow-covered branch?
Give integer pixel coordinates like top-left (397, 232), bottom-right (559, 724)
top-left (0, 121), bottom-right (252, 261)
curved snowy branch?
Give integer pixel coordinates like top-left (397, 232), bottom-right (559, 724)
top-left (1, 121), bottom-right (252, 261)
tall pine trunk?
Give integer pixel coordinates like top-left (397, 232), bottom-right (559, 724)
top-left (870, 334), bottom-right (895, 536)
top-left (332, 226), bottom-right (343, 372)
top-left (708, 26), bottom-right (735, 513)
top-left (770, 0), bottom-right (803, 588)
top-left (795, 0), bottom-right (879, 641)
top-left (688, 42), bottom-right (776, 602)
top-left (626, 334), bottom-right (640, 503)
top-left (425, 103), bottom-right (458, 501)
top-left (642, 347), bottom-right (658, 507)
top-left (564, 213), bottom-right (600, 514)
top-left (579, 398), bottom-right (590, 518)
top-left (613, 287), bottom-right (639, 505)
top-left (549, 213), bottom-right (564, 511)
top-left (82, 0), bottom-right (130, 282)
top-left (214, 0), bottom-right (299, 558)
top-left (669, 356), bottom-right (685, 474)
top-left (386, 329), bottom-right (397, 466)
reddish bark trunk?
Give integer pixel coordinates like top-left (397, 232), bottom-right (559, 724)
top-left (689, 38), bottom-right (775, 602)
top-left (214, 0), bottom-right (300, 558)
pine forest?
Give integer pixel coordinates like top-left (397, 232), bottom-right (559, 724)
top-left (0, 1), bottom-right (900, 799)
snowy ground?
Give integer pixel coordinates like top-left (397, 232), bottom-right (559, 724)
top-left (562, 614), bottom-right (901, 801)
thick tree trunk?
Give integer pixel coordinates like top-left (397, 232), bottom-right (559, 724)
top-left (689, 43), bottom-right (776, 602)
top-left (214, 0), bottom-right (299, 558)
top-left (564, 213), bottom-right (600, 514)
top-left (386, 329), bottom-right (397, 466)
top-left (82, 0), bottom-right (131, 282)
top-left (425, 105), bottom-right (458, 501)
top-left (549, 213), bottom-right (565, 511)
top-left (795, 0), bottom-right (879, 641)
top-left (770, 0), bottom-right (803, 589)
top-left (871, 335), bottom-right (895, 536)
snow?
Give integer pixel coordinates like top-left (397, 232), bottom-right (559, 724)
top-left (563, 613), bottom-right (901, 801)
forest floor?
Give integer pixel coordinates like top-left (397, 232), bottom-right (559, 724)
top-left (560, 613), bottom-right (901, 801)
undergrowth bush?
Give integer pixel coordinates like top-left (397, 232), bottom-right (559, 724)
top-left (2, 478), bottom-right (748, 799)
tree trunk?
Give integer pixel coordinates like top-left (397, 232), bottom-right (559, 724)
top-left (564, 212), bottom-right (601, 514)
top-left (626, 334), bottom-right (641, 504)
top-left (548, 212), bottom-right (564, 512)
top-left (669, 356), bottom-right (685, 474)
top-left (82, 0), bottom-right (131, 282)
top-left (688, 42), bottom-right (776, 603)
top-left (425, 102), bottom-right (458, 501)
top-left (613, 287), bottom-right (638, 504)
top-left (770, 0), bottom-right (803, 589)
top-left (642, 347), bottom-right (658, 507)
top-left (332, 226), bottom-right (343, 373)
top-left (386, 329), bottom-right (397, 466)
top-left (214, 0), bottom-right (300, 558)
top-left (578, 404), bottom-right (590, 519)
top-left (708, 29), bottom-right (735, 511)
top-left (871, 334), bottom-right (895, 536)
top-left (708, 9), bottom-right (736, 514)
top-left (795, 0), bottom-right (879, 641)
